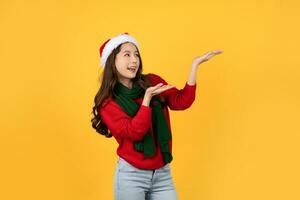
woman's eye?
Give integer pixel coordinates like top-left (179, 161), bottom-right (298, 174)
top-left (124, 53), bottom-right (139, 57)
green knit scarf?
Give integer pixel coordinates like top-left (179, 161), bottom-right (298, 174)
top-left (113, 81), bottom-right (173, 164)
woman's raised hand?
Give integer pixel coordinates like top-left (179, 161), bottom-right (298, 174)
top-left (191, 50), bottom-right (223, 67)
top-left (187, 50), bottom-right (224, 85)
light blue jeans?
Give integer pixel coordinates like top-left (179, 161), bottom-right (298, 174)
top-left (114, 157), bottom-right (179, 200)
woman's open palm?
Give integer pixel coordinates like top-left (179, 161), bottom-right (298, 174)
top-left (146, 83), bottom-right (176, 97)
top-left (192, 50), bottom-right (223, 67)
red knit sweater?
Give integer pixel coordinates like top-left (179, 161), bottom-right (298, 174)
top-left (99, 73), bottom-right (196, 170)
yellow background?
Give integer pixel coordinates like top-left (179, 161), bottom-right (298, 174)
top-left (1, 0), bottom-right (299, 199)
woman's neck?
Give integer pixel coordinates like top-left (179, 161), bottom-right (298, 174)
top-left (118, 78), bottom-right (133, 89)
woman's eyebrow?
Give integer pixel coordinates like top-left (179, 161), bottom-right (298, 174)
top-left (123, 50), bottom-right (139, 53)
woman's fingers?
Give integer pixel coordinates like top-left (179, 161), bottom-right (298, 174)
top-left (213, 50), bottom-right (223, 54)
top-left (209, 50), bottom-right (223, 57)
top-left (203, 50), bottom-right (223, 61)
top-left (149, 83), bottom-right (168, 91)
top-left (146, 83), bottom-right (176, 97)
top-left (191, 50), bottom-right (223, 66)
top-left (209, 50), bottom-right (223, 58)
top-left (153, 83), bottom-right (163, 89)
top-left (152, 84), bottom-right (176, 95)
top-left (146, 83), bottom-right (163, 95)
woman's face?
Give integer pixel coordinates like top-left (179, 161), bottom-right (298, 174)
top-left (115, 42), bottom-right (140, 82)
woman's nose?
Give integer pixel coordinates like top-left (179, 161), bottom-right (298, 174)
top-left (131, 55), bottom-right (138, 63)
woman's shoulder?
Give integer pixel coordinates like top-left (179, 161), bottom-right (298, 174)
top-left (101, 97), bottom-right (113, 107)
top-left (98, 97), bottom-right (120, 113)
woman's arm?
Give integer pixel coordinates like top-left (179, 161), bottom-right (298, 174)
top-left (188, 50), bottom-right (223, 85)
top-left (147, 50), bottom-right (223, 110)
top-left (147, 74), bottom-right (196, 110)
top-left (100, 101), bottom-right (152, 141)
top-left (100, 84), bottom-right (175, 141)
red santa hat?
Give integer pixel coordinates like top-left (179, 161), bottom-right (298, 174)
top-left (99, 32), bottom-right (140, 68)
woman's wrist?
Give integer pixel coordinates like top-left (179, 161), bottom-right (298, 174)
top-left (142, 94), bottom-right (152, 107)
top-left (187, 65), bottom-right (198, 85)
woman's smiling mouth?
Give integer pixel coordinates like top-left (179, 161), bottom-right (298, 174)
top-left (127, 66), bottom-right (137, 72)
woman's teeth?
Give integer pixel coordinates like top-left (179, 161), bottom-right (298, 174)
top-left (128, 67), bottom-right (136, 72)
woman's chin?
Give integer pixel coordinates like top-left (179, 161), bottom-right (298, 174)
top-left (127, 73), bottom-right (137, 79)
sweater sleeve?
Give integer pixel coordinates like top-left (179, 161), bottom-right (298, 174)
top-left (147, 73), bottom-right (197, 110)
top-left (99, 100), bottom-right (152, 141)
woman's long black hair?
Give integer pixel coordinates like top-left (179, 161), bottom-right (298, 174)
top-left (91, 42), bottom-right (156, 137)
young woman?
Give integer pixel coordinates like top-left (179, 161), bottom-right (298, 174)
top-left (91, 33), bottom-right (223, 200)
